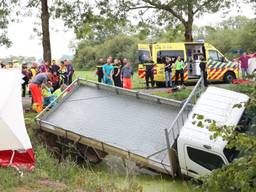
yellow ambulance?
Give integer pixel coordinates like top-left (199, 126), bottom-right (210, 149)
top-left (138, 42), bottom-right (239, 85)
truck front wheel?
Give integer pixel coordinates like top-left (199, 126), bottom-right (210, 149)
top-left (223, 71), bottom-right (236, 83)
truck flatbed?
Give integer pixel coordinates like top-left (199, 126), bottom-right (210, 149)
top-left (36, 79), bottom-right (187, 175)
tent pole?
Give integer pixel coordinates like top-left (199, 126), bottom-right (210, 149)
top-left (9, 150), bottom-right (15, 165)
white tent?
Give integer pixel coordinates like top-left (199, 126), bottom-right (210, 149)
top-left (0, 69), bottom-right (35, 170)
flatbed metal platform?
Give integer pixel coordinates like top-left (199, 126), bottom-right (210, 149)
top-left (36, 79), bottom-right (187, 175)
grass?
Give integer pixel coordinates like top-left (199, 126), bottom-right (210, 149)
top-left (153, 88), bottom-right (192, 101)
top-left (74, 70), bottom-right (146, 89)
top-left (0, 112), bottom-right (191, 192)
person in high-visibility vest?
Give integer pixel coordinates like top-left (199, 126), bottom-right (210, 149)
top-left (199, 56), bottom-right (208, 87)
top-left (29, 72), bottom-right (52, 113)
top-left (144, 57), bottom-right (155, 89)
top-left (30, 63), bottom-right (38, 78)
top-left (174, 56), bottom-right (185, 87)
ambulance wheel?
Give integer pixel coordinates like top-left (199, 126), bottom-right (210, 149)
top-left (224, 72), bottom-right (236, 83)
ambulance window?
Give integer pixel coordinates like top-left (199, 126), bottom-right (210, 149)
top-left (138, 50), bottom-right (151, 64)
top-left (187, 147), bottom-right (225, 171)
top-left (157, 50), bottom-right (184, 63)
top-left (208, 50), bottom-right (219, 61)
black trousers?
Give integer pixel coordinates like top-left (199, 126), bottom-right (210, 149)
top-left (22, 83), bottom-right (27, 97)
top-left (113, 75), bottom-right (122, 87)
top-left (145, 71), bottom-right (154, 88)
top-left (202, 71), bottom-right (208, 87)
top-left (97, 70), bottom-right (103, 83)
top-left (67, 74), bottom-right (73, 85)
top-left (175, 69), bottom-right (184, 86)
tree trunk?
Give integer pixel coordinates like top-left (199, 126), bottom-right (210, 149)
top-left (41, 0), bottom-right (51, 63)
top-left (184, 21), bottom-right (193, 42)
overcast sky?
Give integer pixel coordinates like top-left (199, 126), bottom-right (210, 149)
top-left (0, 3), bottom-right (254, 60)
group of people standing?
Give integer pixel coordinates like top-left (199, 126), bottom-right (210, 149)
top-left (21, 59), bottom-right (74, 113)
top-left (163, 55), bottom-right (208, 88)
top-left (96, 56), bottom-right (134, 89)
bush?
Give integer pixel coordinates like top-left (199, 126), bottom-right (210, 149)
top-left (73, 35), bottom-right (139, 70)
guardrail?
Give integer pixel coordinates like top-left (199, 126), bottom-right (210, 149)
top-left (36, 78), bottom-right (80, 121)
top-left (164, 77), bottom-right (205, 176)
top-left (165, 76), bottom-right (204, 146)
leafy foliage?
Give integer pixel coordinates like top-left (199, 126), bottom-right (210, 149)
top-left (0, 55), bottom-right (36, 63)
top-left (194, 16), bottom-right (256, 58)
top-left (94, 0), bottom-right (241, 41)
top-left (0, 0), bottom-right (20, 47)
top-left (73, 35), bottom-right (139, 69)
top-left (52, 0), bottom-right (129, 43)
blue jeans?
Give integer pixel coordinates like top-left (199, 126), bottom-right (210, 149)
top-left (165, 71), bottom-right (172, 87)
top-left (103, 76), bottom-right (113, 85)
top-left (241, 68), bottom-right (248, 79)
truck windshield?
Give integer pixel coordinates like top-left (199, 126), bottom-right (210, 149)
top-left (223, 147), bottom-right (239, 163)
top-left (138, 50), bottom-right (151, 64)
top-left (224, 113), bottom-right (256, 163)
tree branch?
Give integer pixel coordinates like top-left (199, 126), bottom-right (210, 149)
top-left (127, 5), bottom-right (155, 10)
top-left (141, 0), bottom-right (187, 25)
top-left (193, 0), bottom-right (213, 15)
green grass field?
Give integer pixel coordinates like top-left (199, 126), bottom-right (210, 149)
top-left (74, 70), bottom-right (147, 89)
top-left (153, 88), bottom-right (192, 101)
top-left (73, 70), bottom-right (193, 101)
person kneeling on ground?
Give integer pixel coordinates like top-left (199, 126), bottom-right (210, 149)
top-left (53, 84), bottom-right (68, 98)
top-left (42, 83), bottom-right (68, 107)
top-left (29, 72), bottom-right (52, 113)
top-left (121, 59), bottom-right (133, 89)
top-left (42, 82), bottom-right (56, 106)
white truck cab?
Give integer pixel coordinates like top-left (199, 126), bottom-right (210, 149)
top-left (177, 87), bottom-right (249, 178)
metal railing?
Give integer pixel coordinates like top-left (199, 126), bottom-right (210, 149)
top-left (165, 76), bottom-right (204, 147)
top-left (36, 79), bottom-right (80, 121)
top-left (164, 76), bottom-right (205, 176)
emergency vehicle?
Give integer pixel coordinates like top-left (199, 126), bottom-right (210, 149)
top-left (138, 42), bottom-right (239, 85)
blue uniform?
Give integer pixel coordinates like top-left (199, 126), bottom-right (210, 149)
top-left (103, 64), bottom-right (114, 85)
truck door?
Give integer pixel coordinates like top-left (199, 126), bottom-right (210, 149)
top-left (207, 50), bottom-right (234, 82)
top-left (184, 145), bottom-right (227, 177)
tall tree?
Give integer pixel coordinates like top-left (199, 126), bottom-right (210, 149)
top-left (41, 0), bottom-right (51, 62)
top-left (28, 0), bottom-right (51, 62)
top-left (97, 0), bottom-right (240, 42)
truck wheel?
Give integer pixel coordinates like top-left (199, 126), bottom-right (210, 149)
top-left (77, 144), bottom-right (107, 164)
top-left (223, 72), bottom-right (236, 83)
